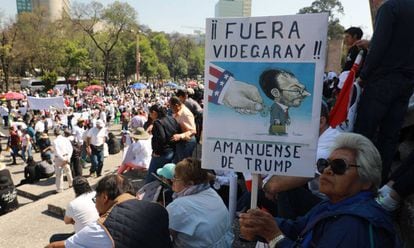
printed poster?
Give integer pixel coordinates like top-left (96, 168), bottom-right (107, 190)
top-left (202, 13), bottom-right (328, 177)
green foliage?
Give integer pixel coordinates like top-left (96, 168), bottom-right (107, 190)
top-left (77, 81), bottom-right (88, 90)
top-left (139, 36), bottom-right (158, 80)
top-left (173, 57), bottom-right (188, 80)
top-left (0, 1), bottom-right (206, 85)
top-left (90, 79), bottom-right (101, 85)
top-left (151, 33), bottom-right (171, 63)
top-left (61, 41), bottom-right (91, 78)
top-left (42, 71), bottom-right (58, 91)
top-left (157, 63), bottom-right (170, 80)
top-left (298, 0), bottom-right (345, 40)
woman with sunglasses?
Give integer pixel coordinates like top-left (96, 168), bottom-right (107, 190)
top-left (240, 133), bottom-right (400, 247)
top-left (166, 158), bottom-right (233, 247)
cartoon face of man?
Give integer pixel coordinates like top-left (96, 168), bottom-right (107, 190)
top-left (275, 72), bottom-right (310, 107)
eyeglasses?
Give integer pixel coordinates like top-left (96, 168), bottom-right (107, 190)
top-left (92, 197), bottom-right (96, 203)
top-left (317, 158), bottom-right (360, 175)
top-left (280, 87), bottom-right (307, 95)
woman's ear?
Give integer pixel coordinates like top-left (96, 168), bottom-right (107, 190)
top-left (271, 88), bottom-right (280, 100)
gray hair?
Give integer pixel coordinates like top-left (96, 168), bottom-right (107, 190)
top-left (330, 133), bottom-right (382, 191)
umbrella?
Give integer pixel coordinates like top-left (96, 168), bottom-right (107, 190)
top-left (84, 85), bottom-right (103, 92)
top-left (91, 97), bottom-right (104, 104)
top-left (165, 82), bottom-right (178, 88)
top-left (0, 92), bottom-right (25, 100)
top-left (130, 82), bottom-right (147, 90)
top-left (187, 80), bottom-right (198, 88)
top-left (329, 50), bottom-right (365, 128)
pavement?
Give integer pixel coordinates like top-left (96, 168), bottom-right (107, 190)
top-left (1, 122), bottom-right (413, 248)
top-left (0, 124), bottom-right (126, 248)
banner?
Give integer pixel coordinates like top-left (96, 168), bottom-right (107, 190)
top-left (27, 96), bottom-right (66, 110)
top-left (202, 14), bottom-right (328, 177)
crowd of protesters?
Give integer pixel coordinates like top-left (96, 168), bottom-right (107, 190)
top-left (2, 1), bottom-right (414, 246)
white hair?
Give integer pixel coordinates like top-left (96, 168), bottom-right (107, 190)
top-left (330, 133), bottom-right (382, 191)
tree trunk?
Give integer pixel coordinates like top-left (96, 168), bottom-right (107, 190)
top-left (104, 53), bottom-right (110, 87)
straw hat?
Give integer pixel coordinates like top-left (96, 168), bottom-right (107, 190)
top-left (130, 127), bottom-right (150, 140)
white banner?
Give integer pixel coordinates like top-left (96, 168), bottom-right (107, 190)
top-left (202, 14), bottom-right (328, 177)
top-left (27, 96), bottom-right (66, 110)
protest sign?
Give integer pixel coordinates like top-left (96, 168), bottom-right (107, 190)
top-left (202, 13), bottom-right (328, 177)
top-left (27, 96), bottom-right (66, 110)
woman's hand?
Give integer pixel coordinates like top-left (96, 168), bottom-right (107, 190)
top-left (239, 208), bottom-right (282, 242)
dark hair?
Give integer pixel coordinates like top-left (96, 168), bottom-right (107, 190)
top-left (344, 27), bottom-right (363, 40)
top-left (54, 128), bottom-right (62, 136)
top-left (72, 176), bottom-right (93, 197)
top-left (259, 69), bottom-right (295, 99)
top-left (26, 156), bottom-right (36, 167)
top-left (95, 174), bottom-right (135, 200)
top-left (149, 104), bottom-right (167, 118)
top-left (41, 152), bottom-right (51, 161)
top-left (169, 96), bottom-right (182, 106)
top-left (175, 89), bottom-right (187, 98)
top-left (108, 132), bottom-right (115, 139)
top-left (63, 128), bottom-right (72, 137)
top-left (175, 158), bottom-right (209, 185)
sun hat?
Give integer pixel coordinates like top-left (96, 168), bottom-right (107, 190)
top-left (157, 163), bottom-right (176, 180)
top-left (130, 127), bottom-right (150, 140)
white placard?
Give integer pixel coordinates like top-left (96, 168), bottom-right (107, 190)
top-left (202, 13), bottom-right (328, 177)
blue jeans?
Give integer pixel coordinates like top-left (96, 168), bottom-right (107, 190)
top-left (22, 144), bottom-right (32, 162)
top-left (90, 146), bottom-right (104, 176)
top-left (145, 149), bottom-right (174, 184)
top-left (174, 136), bottom-right (197, 163)
top-left (354, 73), bottom-right (414, 183)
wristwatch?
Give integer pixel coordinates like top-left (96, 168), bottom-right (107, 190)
top-left (268, 233), bottom-right (285, 248)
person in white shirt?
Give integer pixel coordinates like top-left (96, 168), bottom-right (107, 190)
top-left (53, 128), bottom-right (74, 193)
top-left (117, 127), bottom-right (152, 174)
top-left (86, 120), bottom-right (107, 177)
top-left (99, 108), bottom-right (107, 125)
top-left (65, 177), bottom-right (99, 233)
top-left (0, 104), bottom-right (9, 127)
top-left (49, 176), bottom-right (99, 243)
top-left (21, 129), bottom-right (32, 162)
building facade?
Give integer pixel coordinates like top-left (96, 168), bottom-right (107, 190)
top-left (18, 0), bottom-right (70, 21)
top-left (215, 0), bottom-right (252, 18)
top-left (16, 0), bottom-right (33, 14)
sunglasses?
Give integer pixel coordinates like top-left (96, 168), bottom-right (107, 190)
top-left (317, 158), bottom-right (360, 175)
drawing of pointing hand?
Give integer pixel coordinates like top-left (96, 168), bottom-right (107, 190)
top-left (222, 80), bottom-right (264, 114)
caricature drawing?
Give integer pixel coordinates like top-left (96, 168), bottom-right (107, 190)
top-left (259, 69), bottom-right (310, 135)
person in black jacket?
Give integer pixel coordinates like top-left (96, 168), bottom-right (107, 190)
top-left (145, 104), bottom-right (181, 183)
top-left (0, 164), bottom-right (18, 215)
top-left (342, 27), bottom-right (366, 74)
top-left (354, 0), bottom-right (414, 184)
top-left (106, 132), bottom-right (121, 155)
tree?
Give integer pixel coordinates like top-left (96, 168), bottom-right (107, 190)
top-left (72, 1), bottom-right (138, 85)
top-left (42, 70), bottom-right (58, 91)
top-left (151, 33), bottom-right (170, 64)
top-left (61, 41), bottom-right (91, 81)
top-left (0, 21), bottom-right (17, 91)
top-left (139, 35), bottom-right (158, 81)
top-left (173, 57), bottom-right (188, 81)
top-left (298, 0), bottom-right (345, 40)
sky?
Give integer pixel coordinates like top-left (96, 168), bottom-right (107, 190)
top-left (1, 0), bottom-right (373, 37)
